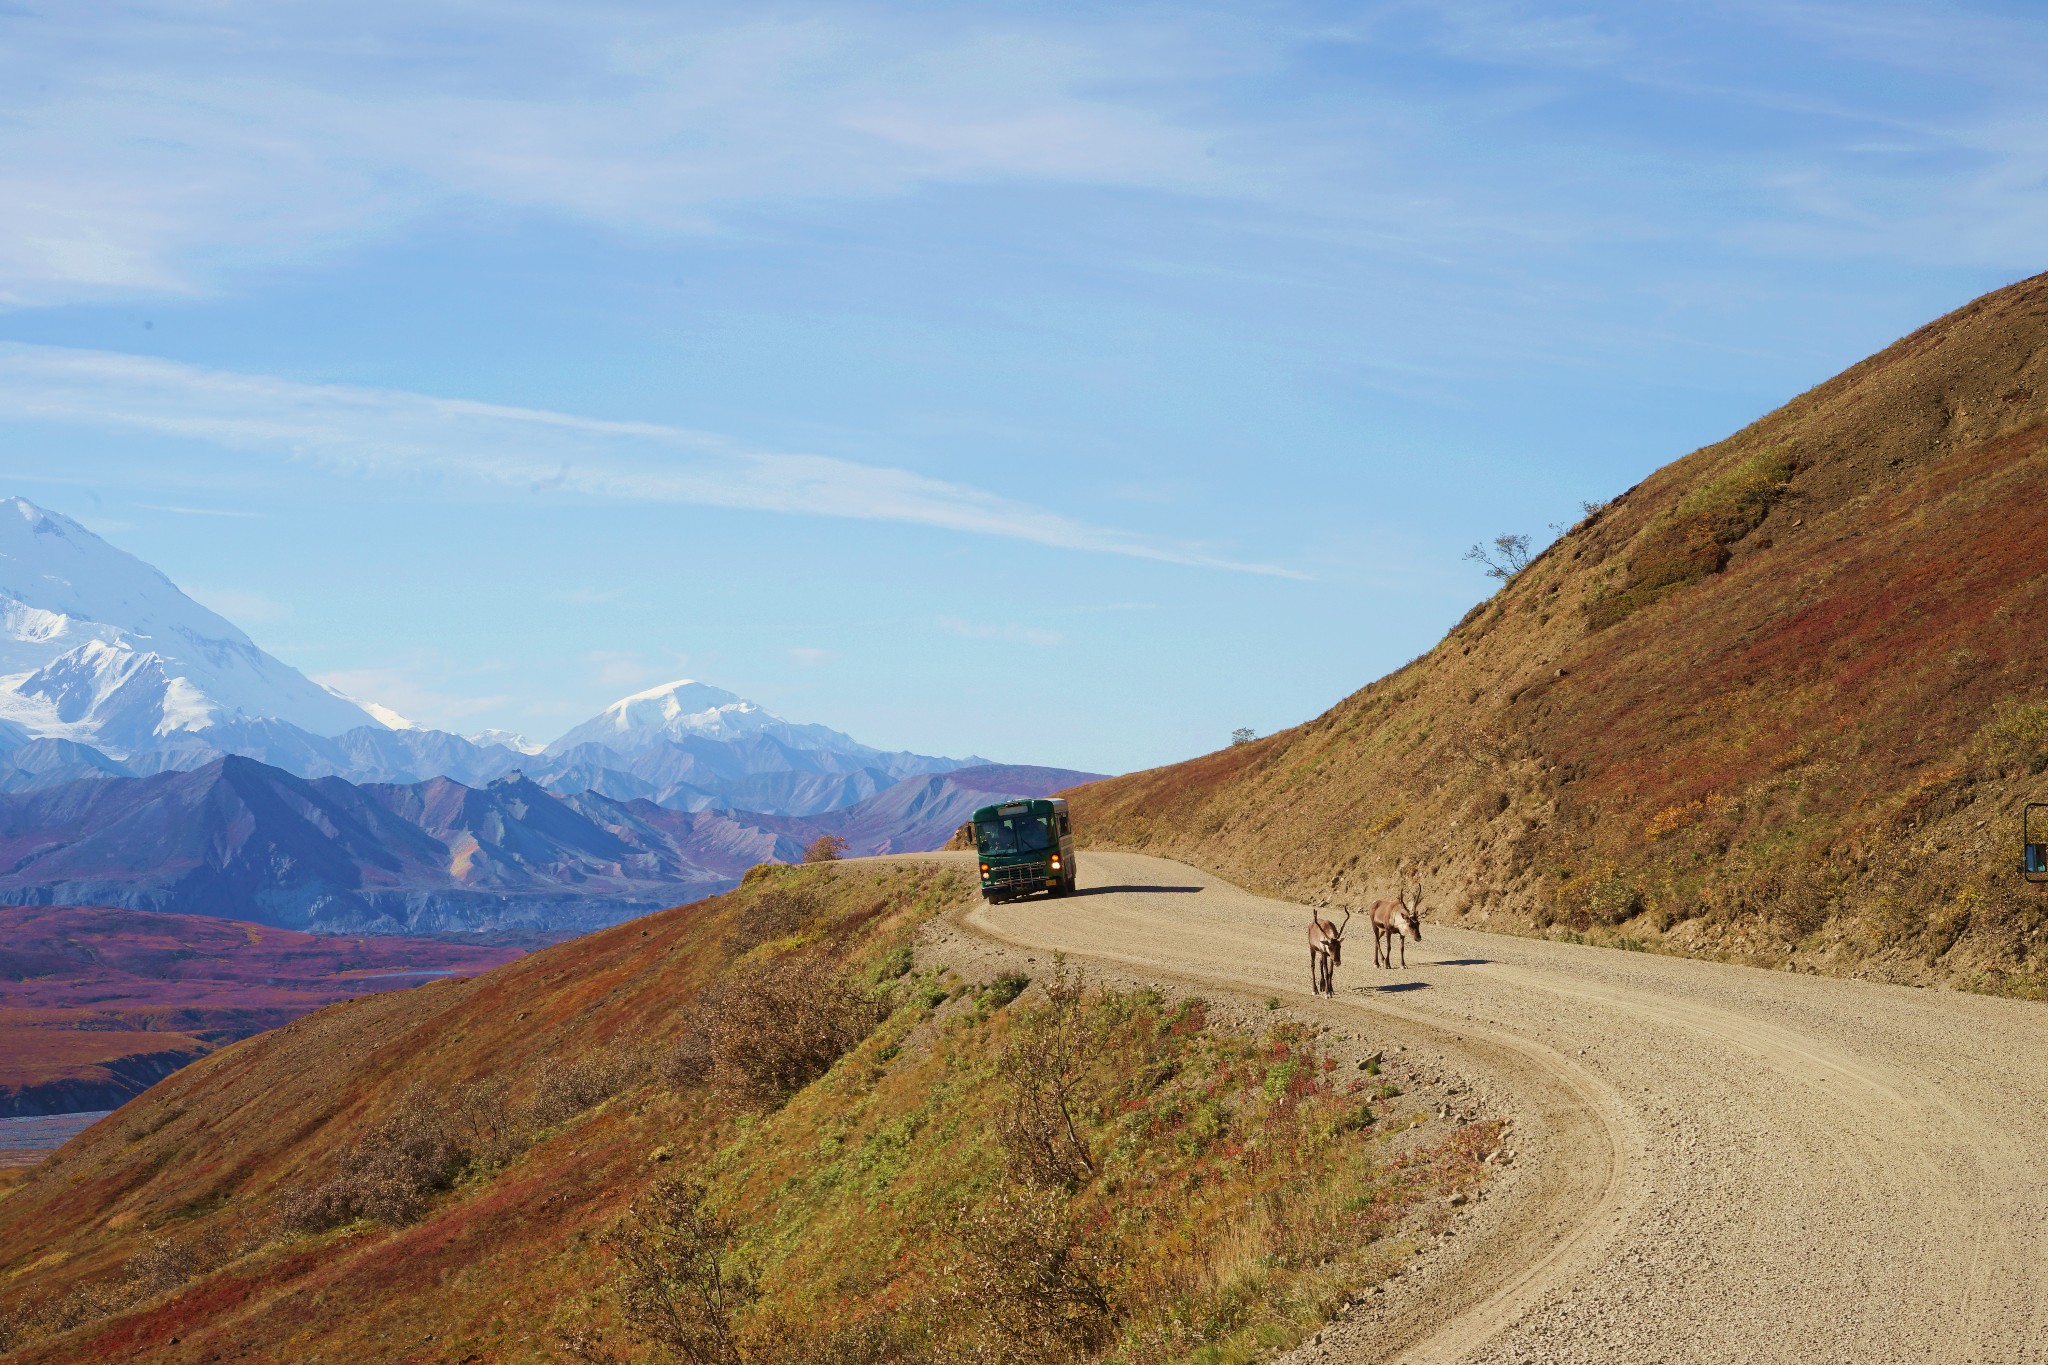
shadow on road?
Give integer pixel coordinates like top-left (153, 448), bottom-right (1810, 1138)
top-left (1364, 981), bottom-right (1431, 993)
top-left (1435, 958), bottom-right (1491, 966)
top-left (1074, 885), bottom-right (1205, 896)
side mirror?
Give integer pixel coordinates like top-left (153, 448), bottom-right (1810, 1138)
top-left (2027, 805), bottom-right (2048, 883)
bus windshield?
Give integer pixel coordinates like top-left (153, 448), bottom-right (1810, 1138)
top-left (978, 815), bottom-right (1055, 856)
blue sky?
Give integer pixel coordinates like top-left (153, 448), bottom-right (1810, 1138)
top-left (0, 0), bottom-right (2041, 773)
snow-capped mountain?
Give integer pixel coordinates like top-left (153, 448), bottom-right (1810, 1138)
top-left (0, 498), bottom-right (1032, 837)
top-left (0, 498), bottom-right (374, 755)
top-left (468, 728), bottom-right (543, 755)
top-left (545, 679), bottom-right (876, 758)
top-left (360, 702), bottom-right (418, 730)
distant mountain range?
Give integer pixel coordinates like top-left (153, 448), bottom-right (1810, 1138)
top-left (0, 753), bottom-right (1096, 933)
top-left (0, 496), bottom-right (1104, 931)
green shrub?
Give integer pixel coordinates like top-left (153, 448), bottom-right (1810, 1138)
top-left (276, 1086), bottom-right (473, 1232)
top-left (979, 971), bottom-right (1030, 1010)
top-left (873, 944), bottom-right (915, 982)
top-left (666, 949), bottom-right (890, 1114)
top-left (603, 1177), bottom-right (758, 1365)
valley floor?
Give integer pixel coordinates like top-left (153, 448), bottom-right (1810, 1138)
top-left (940, 849), bottom-right (2048, 1363)
top-left (0, 1114), bottom-right (105, 1170)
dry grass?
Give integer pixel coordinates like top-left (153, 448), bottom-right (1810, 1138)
top-left (662, 949), bottom-right (890, 1114)
top-left (1068, 271), bottom-right (2048, 994)
top-left (1584, 445), bottom-right (1795, 629)
top-left (619, 975), bottom-right (1490, 1365)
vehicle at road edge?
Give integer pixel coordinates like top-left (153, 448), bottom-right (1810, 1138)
top-left (972, 796), bottom-right (1075, 901)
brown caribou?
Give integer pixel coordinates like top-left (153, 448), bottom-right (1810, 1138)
top-left (1370, 888), bottom-right (1424, 968)
top-left (1308, 904), bottom-right (1351, 997)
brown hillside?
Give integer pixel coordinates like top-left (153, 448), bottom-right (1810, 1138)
top-left (1070, 271), bottom-right (2048, 992)
top-left (0, 863), bottom-right (1482, 1363)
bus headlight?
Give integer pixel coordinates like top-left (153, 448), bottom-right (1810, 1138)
top-left (1050, 855), bottom-right (1061, 868)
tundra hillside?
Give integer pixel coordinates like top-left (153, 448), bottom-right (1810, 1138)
top-left (0, 862), bottom-right (1489, 1364)
top-left (1071, 272), bottom-right (2048, 995)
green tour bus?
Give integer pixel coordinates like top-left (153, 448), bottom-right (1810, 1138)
top-left (971, 797), bottom-right (1076, 901)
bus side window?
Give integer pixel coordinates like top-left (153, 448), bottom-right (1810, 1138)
top-left (1059, 814), bottom-right (1071, 834)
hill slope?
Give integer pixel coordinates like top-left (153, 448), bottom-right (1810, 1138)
top-left (0, 863), bottom-right (1483, 1364)
top-left (1070, 272), bottom-right (2048, 992)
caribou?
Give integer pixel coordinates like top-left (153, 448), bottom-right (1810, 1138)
top-left (1370, 889), bottom-right (1424, 969)
top-left (1307, 904), bottom-right (1351, 997)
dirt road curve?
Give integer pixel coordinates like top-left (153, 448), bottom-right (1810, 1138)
top-left (950, 850), bottom-right (2048, 1364)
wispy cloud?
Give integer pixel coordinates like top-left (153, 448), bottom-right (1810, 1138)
top-left (787, 646), bottom-right (836, 669)
top-left (0, 342), bottom-right (1302, 575)
top-left (1, 1), bottom-right (2041, 326)
top-left (0, 5), bottom-right (1233, 305)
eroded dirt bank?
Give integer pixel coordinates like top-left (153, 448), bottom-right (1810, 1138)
top-left (924, 849), bottom-right (2048, 1364)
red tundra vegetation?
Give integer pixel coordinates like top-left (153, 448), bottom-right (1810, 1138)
top-left (0, 863), bottom-right (1489, 1363)
top-left (0, 905), bottom-right (521, 1117)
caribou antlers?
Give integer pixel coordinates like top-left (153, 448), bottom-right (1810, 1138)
top-left (1308, 904), bottom-right (1351, 997)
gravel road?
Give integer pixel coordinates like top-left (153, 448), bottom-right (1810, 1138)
top-left (944, 849), bottom-right (2048, 1364)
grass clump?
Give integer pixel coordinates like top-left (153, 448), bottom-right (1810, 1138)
top-left (978, 971), bottom-right (1030, 1010)
top-left (1587, 445), bottom-right (1795, 628)
top-left (1976, 698), bottom-right (2048, 776)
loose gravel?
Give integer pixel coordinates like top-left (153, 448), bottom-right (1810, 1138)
top-left (902, 849), bottom-right (2048, 1364)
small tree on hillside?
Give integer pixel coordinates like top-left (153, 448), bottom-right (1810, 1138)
top-left (1465, 532), bottom-right (1532, 581)
top-left (603, 1177), bottom-right (759, 1364)
top-left (802, 834), bottom-right (849, 864)
top-left (1230, 728), bottom-right (1256, 747)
